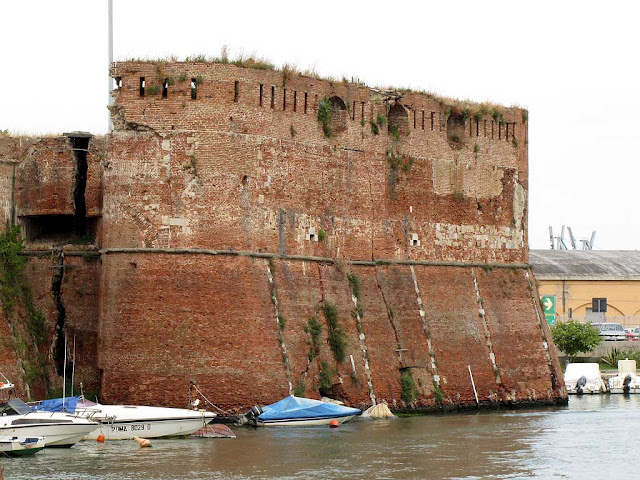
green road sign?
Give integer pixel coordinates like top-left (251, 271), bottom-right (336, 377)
top-left (541, 295), bottom-right (556, 325)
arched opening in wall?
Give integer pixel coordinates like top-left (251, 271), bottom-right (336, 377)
top-left (328, 96), bottom-right (347, 134)
top-left (447, 112), bottom-right (466, 143)
top-left (388, 104), bottom-right (410, 137)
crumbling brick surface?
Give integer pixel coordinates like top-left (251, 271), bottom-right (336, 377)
top-left (98, 254), bottom-right (289, 410)
top-left (477, 268), bottom-right (563, 400)
top-left (106, 62), bottom-right (528, 264)
top-left (413, 266), bottom-right (499, 403)
top-left (0, 61), bottom-right (564, 410)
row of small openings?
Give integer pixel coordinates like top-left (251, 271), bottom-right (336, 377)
top-left (409, 110), bottom-right (441, 131)
top-left (259, 84), bottom-right (313, 114)
top-left (402, 109), bottom-right (522, 143)
top-left (467, 119), bottom-right (518, 141)
top-left (138, 77), bottom-right (199, 99)
top-left (133, 76), bottom-right (522, 142)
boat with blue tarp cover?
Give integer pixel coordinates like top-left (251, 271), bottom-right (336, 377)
top-left (248, 396), bottom-right (361, 426)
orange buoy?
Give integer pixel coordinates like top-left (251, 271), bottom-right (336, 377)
top-left (329, 419), bottom-right (339, 428)
top-left (97, 433), bottom-right (106, 443)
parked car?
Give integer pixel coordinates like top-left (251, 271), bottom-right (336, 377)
top-left (590, 322), bottom-right (626, 341)
top-left (626, 327), bottom-right (640, 341)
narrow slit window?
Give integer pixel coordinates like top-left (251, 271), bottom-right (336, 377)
top-left (283, 89), bottom-right (287, 110)
top-left (259, 84), bottom-right (263, 107)
top-left (352, 101), bottom-right (356, 120)
top-left (234, 81), bottom-right (239, 103)
top-left (304, 92), bottom-right (308, 113)
top-left (484, 119), bottom-right (487, 136)
top-left (361, 102), bottom-right (365, 121)
top-left (293, 91), bottom-right (297, 112)
top-left (475, 118), bottom-right (479, 136)
top-left (139, 77), bottom-right (145, 97)
top-left (469, 119), bottom-right (472, 136)
top-left (271, 86), bottom-right (275, 109)
top-left (162, 79), bottom-right (168, 98)
top-left (499, 122), bottom-right (502, 140)
top-left (421, 111), bottom-right (425, 130)
top-left (191, 78), bottom-right (197, 100)
top-left (491, 121), bottom-right (494, 139)
top-left (431, 112), bottom-right (434, 131)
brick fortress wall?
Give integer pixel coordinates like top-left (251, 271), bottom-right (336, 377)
top-left (97, 61), bottom-right (564, 410)
top-left (0, 136), bottom-right (103, 399)
top-left (0, 60), bottom-right (566, 410)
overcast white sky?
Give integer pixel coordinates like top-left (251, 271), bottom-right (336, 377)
top-left (2, 0), bottom-right (639, 250)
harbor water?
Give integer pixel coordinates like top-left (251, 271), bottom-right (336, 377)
top-left (3, 395), bottom-right (638, 479)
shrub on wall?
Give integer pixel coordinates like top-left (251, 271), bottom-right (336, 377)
top-left (321, 301), bottom-right (347, 363)
top-left (305, 316), bottom-right (322, 361)
top-left (317, 97), bottom-right (332, 137)
top-left (400, 369), bottom-right (418, 403)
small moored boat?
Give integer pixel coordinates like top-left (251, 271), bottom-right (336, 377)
top-left (608, 359), bottom-right (640, 394)
top-left (0, 436), bottom-right (45, 456)
top-left (564, 363), bottom-right (606, 394)
top-left (247, 395), bottom-right (361, 426)
top-left (0, 398), bottom-right (99, 447)
top-left (34, 396), bottom-right (216, 440)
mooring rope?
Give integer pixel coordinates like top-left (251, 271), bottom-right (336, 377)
top-left (190, 383), bottom-right (231, 415)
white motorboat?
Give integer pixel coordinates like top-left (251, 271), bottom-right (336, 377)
top-left (0, 436), bottom-right (46, 456)
top-left (564, 363), bottom-right (606, 394)
top-left (608, 359), bottom-right (640, 394)
top-left (35, 396), bottom-right (216, 440)
top-left (245, 396), bottom-right (361, 426)
top-left (0, 398), bottom-right (99, 447)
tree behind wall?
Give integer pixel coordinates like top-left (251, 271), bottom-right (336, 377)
top-left (551, 321), bottom-right (602, 361)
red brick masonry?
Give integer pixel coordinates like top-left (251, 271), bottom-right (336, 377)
top-left (0, 61), bottom-right (566, 410)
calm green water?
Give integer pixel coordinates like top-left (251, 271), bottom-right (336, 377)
top-left (3, 395), bottom-right (638, 479)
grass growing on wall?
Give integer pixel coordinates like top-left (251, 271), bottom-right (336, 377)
top-left (400, 369), bottom-right (418, 403)
top-left (321, 301), bottom-right (347, 363)
top-left (318, 360), bottom-right (335, 393)
top-left (432, 381), bottom-right (445, 403)
top-left (305, 316), bottom-right (323, 361)
top-left (317, 97), bottom-right (332, 137)
top-left (0, 227), bottom-right (49, 393)
top-left (347, 273), bottom-right (361, 301)
top-left (293, 381), bottom-right (306, 397)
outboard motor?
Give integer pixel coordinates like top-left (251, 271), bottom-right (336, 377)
top-left (244, 405), bottom-right (264, 426)
top-left (623, 374), bottom-right (633, 394)
top-left (575, 375), bottom-right (588, 395)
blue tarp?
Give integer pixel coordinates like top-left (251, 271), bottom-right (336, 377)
top-left (33, 396), bottom-right (80, 413)
top-left (258, 395), bottom-right (360, 421)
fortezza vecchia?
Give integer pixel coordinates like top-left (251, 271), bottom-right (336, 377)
top-left (0, 57), bottom-right (566, 411)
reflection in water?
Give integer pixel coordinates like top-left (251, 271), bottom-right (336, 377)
top-left (3, 395), bottom-right (638, 479)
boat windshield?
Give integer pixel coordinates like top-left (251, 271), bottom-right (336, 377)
top-left (0, 398), bottom-right (32, 416)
